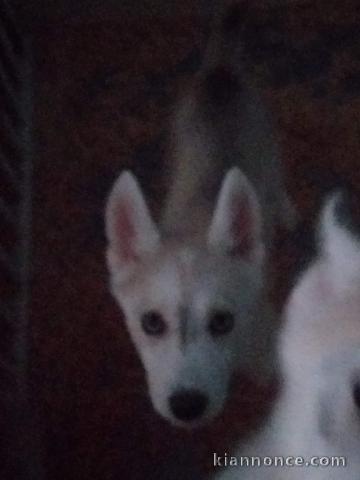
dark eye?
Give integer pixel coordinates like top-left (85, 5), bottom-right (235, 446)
top-left (141, 311), bottom-right (167, 336)
top-left (208, 310), bottom-right (235, 336)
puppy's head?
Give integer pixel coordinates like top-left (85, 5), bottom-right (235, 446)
top-left (282, 192), bottom-right (360, 462)
top-left (282, 191), bottom-right (360, 376)
top-left (105, 168), bottom-right (270, 427)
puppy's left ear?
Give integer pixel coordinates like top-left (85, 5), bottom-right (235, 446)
top-left (207, 167), bottom-right (263, 262)
top-left (105, 171), bottom-right (160, 275)
top-left (319, 191), bottom-right (360, 289)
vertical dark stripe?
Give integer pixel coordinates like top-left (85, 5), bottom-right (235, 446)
top-left (179, 305), bottom-right (189, 347)
top-left (0, 1), bottom-right (44, 478)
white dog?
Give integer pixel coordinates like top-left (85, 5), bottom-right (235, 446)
top-left (105, 2), bottom-right (294, 428)
top-left (214, 192), bottom-right (360, 479)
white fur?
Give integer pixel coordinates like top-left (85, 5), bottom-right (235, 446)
top-left (105, 164), bottom-right (278, 427)
top-left (214, 192), bottom-right (360, 479)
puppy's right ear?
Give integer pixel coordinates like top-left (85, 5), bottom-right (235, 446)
top-left (319, 191), bottom-right (360, 291)
top-left (105, 171), bottom-right (160, 274)
top-left (207, 167), bottom-right (264, 264)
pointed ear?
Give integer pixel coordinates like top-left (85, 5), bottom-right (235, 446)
top-left (319, 191), bottom-right (360, 288)
top-left (105, 171), bottom-right (160, 271)
top-left (207, 167), bottom-right (263, 262)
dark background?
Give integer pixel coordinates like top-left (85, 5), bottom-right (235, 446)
top-left (17, 0), bottom-right (360, 478)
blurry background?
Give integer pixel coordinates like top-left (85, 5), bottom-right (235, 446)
top-left (2, 0), bottom-right (360, 478)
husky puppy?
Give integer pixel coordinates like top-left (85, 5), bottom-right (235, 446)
top-left (105, 2), bottom-right (294, 428)
top-left (276, 192), bottom-right (360, 479)
top-left (215, 192), bottom-right (360, 479)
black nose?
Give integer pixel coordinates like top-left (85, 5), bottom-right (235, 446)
top-left (353, 382), bottom-right (360, 409)
top-left (169, 389), bottom-right (208, 422)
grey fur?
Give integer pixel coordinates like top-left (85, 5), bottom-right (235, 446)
top-left (162, 2), bottom-right (295, 241)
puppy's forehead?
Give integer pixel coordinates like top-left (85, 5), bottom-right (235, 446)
top-left (150, 249), bottom-right (194, 301)
top-left (148, 247), bottom-right (204, 306)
